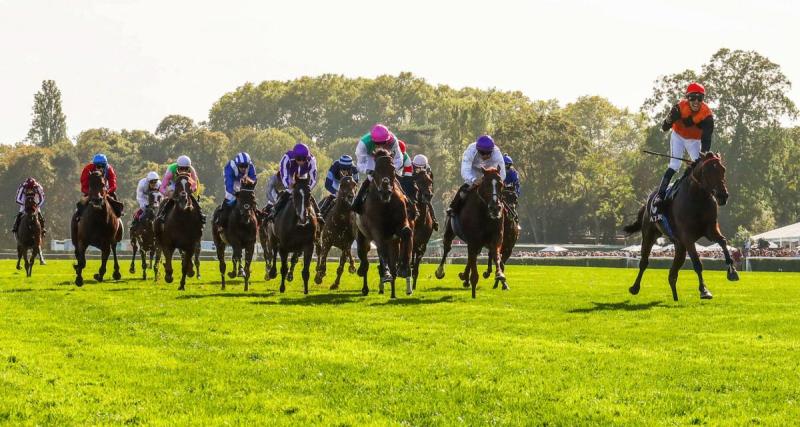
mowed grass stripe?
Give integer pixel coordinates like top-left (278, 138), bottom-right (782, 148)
top-left (1, 260), bottom-right (799, 425)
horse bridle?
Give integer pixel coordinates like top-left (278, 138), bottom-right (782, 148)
top-left (689, 156), bottom-right (721, 190)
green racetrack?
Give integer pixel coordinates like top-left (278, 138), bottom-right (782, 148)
top-left (1, 260), bottom-right (798, 425)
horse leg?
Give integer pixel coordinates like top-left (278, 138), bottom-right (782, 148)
top-left (237, 248), bottom-right (246, 278)
top-left (629, 226), bottom-right (658, 295)
top-left (668, 243), bottom-right (687, 301)
top-left (243, 244), bottom-right (254, 292)
top-left (348, 250), bottom-right (356, 274)
top-left (467, 244), bottom-right (480, 299)
top-left (95, 247), bottom-right (110, 282)
top-left (484, 254), bottom-right (493, 280)
top-left (302, 244), bottom-right (312, 295)
top-left (111, 244), bottom-right (121, 280)
top-left (228, 248), bottom-right (239, 279)
top-left (38, 244), bottom-right (46, 265)
top-left (216, 242), bottom-right (227, 290)
top-left (141, 247), bottom-right (148, 280)
top-left (29, 247), bottom-right (38, 277)
top-left (267, 240), bottom-right (278, 280)
top-left (279, 249), bottom-right (289, 293)
top-left (153, 248), bottom-right (161, 282)
top-left (686, 244), bottom-right (711, 299)
top-left (16, 245), bottom-right (23, 270)
top-left (331, 251), bottom-right (346, 290)
top-left (164, 248), bottom-right (176, 286)
top-left (74, 243), bottom-right (87, 286)
top-left (287, 252), bottom-right (299, 282)
top-left (356, 231), bottom-right (370, 296)
top-left (491, 244), bottom-right (507, 291)
top-left (130, 240), bottom-right (138, 274)
top-left (435, 216), bottom-right (455, 279)
top-left (194, 246), bottom-right (201, 280)
top-left (708, 229), bottom-right (740, 282)
top-left (397, 225), bottom-right (412, 278)
top-left (180, 250), bottom-right (192, 290)
top-left (314, 241), bottom-right (329, 285)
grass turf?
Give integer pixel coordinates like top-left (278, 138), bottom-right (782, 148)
top-left (1, 259), bottom-right (799, 425)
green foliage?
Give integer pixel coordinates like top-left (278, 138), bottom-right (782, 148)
top-left (26, 80), bottom-right (68, 147)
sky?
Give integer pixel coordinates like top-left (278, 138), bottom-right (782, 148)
top-left (1, 0), bottom-right (799, 144)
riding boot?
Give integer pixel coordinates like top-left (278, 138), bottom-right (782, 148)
top-left (37, 211), bottom-right (46, 235)
top-left (654, 168), bottom-right (676, 213)
top-left (446, 183), bottom-right (470, 217)
top-left (11, 212), bottom-right (22, 234)
top-left (310, 196), bottom-right (325, 225)
top-left (351, 180), bottom-right (370, 214)
top-left (191, 197), bottom-right (206, 224)
top-left (158, 199), bottom-right (174, 224)
top-left (271, 192), bottom-right (289, 220)
top-left (319, 194), bottom-right (334, 218)
top-left (74, 199), bottom-right (87, 223)
top-left (429, 202), bottom-right (440, 231)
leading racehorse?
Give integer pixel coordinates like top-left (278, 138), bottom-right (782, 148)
top-left (213, 179), bottom-right (258, 291)
top-left (624, 152), bottom-right (739, 300)
top-left (435, 168), bottom-right (506, 298)
top-left (71, 170), bottom-right (123, 286)
top-left (129, 191), bottom-right (161, 280)
top-left (354, 148), bottom-right (414, 298)
top-left (15, 192), bottom-right (44, 277)
top-left (155, 173), bottom-right (204, 290)
top-left (314, 175), bottom-right (358, 290)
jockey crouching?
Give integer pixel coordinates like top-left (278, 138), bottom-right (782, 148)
top-left (74, 153), bottom-right (122, 222)
top-left (131, 171), bottom-right (162, 228)
top-left (214, 152), bottom-right (258, 230)
top-left (320, 154), bottom-right (359, 218)
top-left (157, 155), bottom-right (205, 223)
top-left (653, 82), bottom-right (715, 215)
top-left (270, 143), bottom-right (324, 224)
top-left (503, 154), bottom-right (521, 224)
top-left (351, 124), bottom-right (405, 214)
top-left (447, 135), bottom-right (506, 217)
top-left (12, 177), bottom-right (46, 235)
top-left (411, 154), bottom-right (440, 231)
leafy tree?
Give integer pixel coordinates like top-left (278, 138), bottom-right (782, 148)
top-left (27, 80), bottom-right (68, 147)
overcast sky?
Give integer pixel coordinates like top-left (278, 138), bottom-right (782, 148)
top-left (1, 0), bottom-right (798, 144)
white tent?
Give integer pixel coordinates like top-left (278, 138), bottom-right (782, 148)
top-left (621, 244), bottom-right (663, 252)
top-left (540, 245), bottom-right (568, 252)
top-left (705, 243), bottom-right (740, 252)
top-left (751, 222), bottom-right (800, 245)
top-left (658, 243), bottom-right (708, 252)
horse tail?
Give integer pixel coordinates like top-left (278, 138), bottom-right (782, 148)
top-left (623, 205), bottom-right (645, 235)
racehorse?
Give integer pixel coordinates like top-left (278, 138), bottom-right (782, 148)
top-left (154, 173), bottom-right (204, 290)
top-left (435, 168), bottom-right (506, 298)
top-left (268, 175), bottom-right (318, 294)
top-left (483, 185), bottom-right (519, 289)
top-left (410, 169), bottom-right (436, 291)
top-left (354, 148), bottom-right (414, 298)
top-left (71, 170), bottom-right (123, 286)
top-left (257, 208), bottom-right (273, 280)
top-left (213, 179), bottom-right (258, 291)
top-left (624, 152), bottom-right (739, 300)
top-left (15, 193), bottom-right (44, 277)
top-left (314, 175), bottom-right (358, 289)
top-left (129, 191), bottom-right (161, 280)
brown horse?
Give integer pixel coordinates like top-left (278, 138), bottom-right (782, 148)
top-left (71, 170), bottom-right (123, 286)
top-left (410, 169), bottom-right (436, 291)
top-left (435, 168), bottom-right (506, 298)
top-left (154, 173), bottom-right (204, 290)
top-left (268, 175), bottom-right (318, 294)
top-left (314, 175), bottom-right (358, 289)
top-left (213, 180), bottom-right (258, 291)
top-left (15, 194), bottom-right (44, 277)
top-left (624, 152), bottom-right (739, 300)
top-left (483, 185), bottom-right (519, 289)
top-left (257, 208), bottom-right (273, 280)
top-left (129, 191), bottom-right (161, 280)
top-left (354, 148), bottom-right (414, 298)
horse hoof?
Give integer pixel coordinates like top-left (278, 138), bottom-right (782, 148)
top-left (16, 265), bottom-right (21, 271)
top-left (348, 266), bottom-right (356, 274)
top-left (75, 277), bottom-right (83, 287)
top-left (187, 271), bottom-right (195, 278)
top-left (142, 273), bottom-right (147, 280)
top-left (406, 290), bottom-right (413, 296)
top-left (628, 286), bottom-right (640, 295)
top-left (39, 260), bottom-right (46, 266)
top-left (700, 291), bottom-right (713, 300)
top-left (303, 289), bottom-right (308, 295)
top-left (483, 271), bottom-right (491, 279)
top-left (458, 272), bottom-right (466, 281)
top-left (435, 267), bottom-right (445, 280)
top-left (94, 274), bottom-right (104, 282)
top-left (462, 280), bottom-right (470, 288)
top-left (113, 271), bottom-right (121, 280)
top-left (727, 270), bottom-right (740, 282)
top-left (280, 285), bottom-right (285, 293)
top-left (330, 283), bottom-right (339, 290)
top-left (362, 288), bottom-right (369, 296)
top-left (129, 267), bottom-right (136, 274)
top-left (228, 272), bottom-right (236, 279)
top-left (314, 275), bottom-right (323, 285)
top-left (165, 275), bottom-right (173, 284)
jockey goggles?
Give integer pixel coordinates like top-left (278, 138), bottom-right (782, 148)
top-left (478, 149), bottom-right (493, 156)
top-left (687, 93), bottom-right (704, 102)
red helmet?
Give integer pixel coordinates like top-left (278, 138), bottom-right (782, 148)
top-left (398, 140), bottom-right (407, 153)
top-left (24, 177), bottom-right (37, 189)
top-left (686, 82), bottom-right (705, 95)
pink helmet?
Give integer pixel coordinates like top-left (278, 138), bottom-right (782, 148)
top-left (370, 124), bottom-right (392, 143)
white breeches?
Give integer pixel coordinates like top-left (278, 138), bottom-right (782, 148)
top-left (669, 132), bottom-right (701, 171)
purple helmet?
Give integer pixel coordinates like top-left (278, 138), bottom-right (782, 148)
top-left (476, 135), bottom-right (495, 152)
top-left (370, 124), bottom-right (392, 143)
top-left (292, 143), bottom-right (310, 160)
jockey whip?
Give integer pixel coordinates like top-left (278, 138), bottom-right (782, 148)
top-left (642, 150), bottom-right (692, 163)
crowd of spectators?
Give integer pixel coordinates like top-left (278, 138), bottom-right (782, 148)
top-left (440, 247), bottom-right (799, 259)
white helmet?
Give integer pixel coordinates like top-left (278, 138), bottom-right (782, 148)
top-left (146, 171), bottom-right (159, 181)
top-left (412, 154), bottom-right (429, 168)
top-left (176, 155), bottom-right (192, 167)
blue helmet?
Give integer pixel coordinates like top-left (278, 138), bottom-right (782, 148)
top-left (234, 152), bottom-right (251, 167)
top-left (338, 155), bottom-right (353, 166)
top-left (92, 153), bottom-right (108, 166)
top-left (503, 154), bottom-right (513, 165)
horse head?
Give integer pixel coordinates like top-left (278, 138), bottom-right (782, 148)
top-left (477, 168), bottom-right (504, 220)
top-left (292, 174), bottom-right (312, 226)
top-left (87, 170), bottom-right (107, 209)
top-left (502, 185), bottom-right (518, 206)
top-left (24, 191), bottom-right (39, 213)
top-left (173, 173), bottom-right (194, 211)
top-left (413, 170), bottom-right (433, 203)
top-left (691, 152), bottom-right (729, 206)
top-left (337, 175), bottom-right (357, 205)
top-left (372, 147), bottom-right (395, 203)
top-left (236, 179), bottom-right (257, 224)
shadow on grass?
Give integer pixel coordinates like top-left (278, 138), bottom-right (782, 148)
top-left (176, 292), bottom-right (276, 300)
top-left (0, 287), bottom-right (67, 293)
top-left (275, 291), bottom-right (363, 306)
top-left (369, 295), bottom-right (456, 306)
top-left (568, 300), bottom-right (665, 313)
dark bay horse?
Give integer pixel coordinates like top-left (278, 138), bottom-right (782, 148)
top-left (355, 148), bottom-right (414, 298)
top-left (213, 180), bottom-right (258, 291)
top-left (624, 152), bottom-right (739, 300)
top-left (314, 175), bottom-right (358, 289)
top-left (71, 170), bottom-right (123, 286)
top-left (483, 185), bottom-right (519, 289)
top-left (130, 192), bottom-right (161, 280)
top-left (435, 168), bottom-right (506, 298)
top-left (155, 174), bottom-right (204, 290)
top-left (257, 208), bottom-right (273, 280)
top-left (268, 175), bottom-right (318, 294)
top-left (15, 193), bottom-right (44, 277)
top-left (410, 169), bottom-right (436, 291)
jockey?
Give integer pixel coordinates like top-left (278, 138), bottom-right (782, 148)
top-left (12, 177), bottom-right (46, 234)
top-left (132, 171), bottom-right (162, 227)
top-left (320, 154), bottom-right (359, 216)
top-left (75, 153), bottom-right (120, 219)
top-left (653, 82), bottom-right (715, 214)
top-left (411, 154), bottom-right (440, 231)
top-left (447, 134), bottom-right (506, 216)
top-left (351, 123), bottom-right (404, 214)
top-left (396, 140), bottom-right (416, 197)
top-left (502, 154), bottom-right (521, 223)
top-left (157, 155), bottom-right (204, 223)
top-left (270, 143), bottom-right (324, 223)
top-left (214, 152), bottom-right (258, 227)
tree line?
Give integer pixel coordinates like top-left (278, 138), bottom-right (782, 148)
top-left (1, 48), bottom-right (798, 248)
